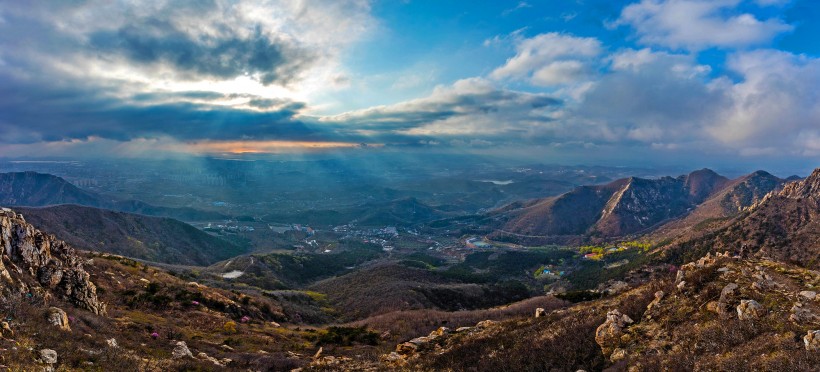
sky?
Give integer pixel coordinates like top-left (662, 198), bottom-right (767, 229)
top-left (0, 0), bottom-right (819, 172)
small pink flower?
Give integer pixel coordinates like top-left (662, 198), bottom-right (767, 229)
top-left (191, 301), bottom-right (200, 306)
top-left (151, 332), bottom-right (159, 339)
top-left (240, 316), bottom-right (250, 323)
top-left (68, 316), bottom-right (76, 322)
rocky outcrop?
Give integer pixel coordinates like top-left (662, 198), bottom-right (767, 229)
top-left (805, 330), bottom-right (820, 351)
top-left (47, 307), bottom-right (70, 331)
top-left (171, 341), bottom-right (193, 359)
top-left (737, 300), bottom-right (765, 320)
top-left (0, 208), bottom-right (105, 314)
top-left (39, 349), bottom-right (58, 371)
top-left (0, 321), bottom-right (12, 337)
top-left (595, 310), bottom-right (633, 355)
top-left (780, 169), bottom-right (820, 200)
top-left (644, 291), bottom-right (664, 319)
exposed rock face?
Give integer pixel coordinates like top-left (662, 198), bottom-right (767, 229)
top-left (0, 321), bottom-right (12, 338)
top-left (47, 307), bottom-right (71, 331)
top-left (644, 291), bottom-right (664, 318)
top-left (595, 310), bottom-right (633, 355)
top-left (737, 300), bottom-right (765, 320)
top-left (535, 307), bottom-right (546, 318)
top-left (799, 291), bottom-right (817, 301)
top-left (780, 169), bottom-right (820, 200)
top-left (805, 330), bottom-right (820, 351)
top-left (39, 348), bottom-right (58, 371)
top-left (172, 341), bottom-right (193, 359)
top-left (0, 208), bottom-right (105, 314)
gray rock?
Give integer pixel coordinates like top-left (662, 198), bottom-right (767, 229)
top-left (47, 307), bottom-right (70, 331)
top-left (799, 291), bottom-right (817, 301)
top-left (172, 341), bottom-right (193, 359)
top-left (595, 310), bottom-right (633, 355)
top-left (805, 330), bottom-right (820, 351)
top-left (737, 299), bottom-right (765, 320)
top-left (39, 349), bottom-right (58, 364)
top-left (0, 211), bottom-right (105, 314)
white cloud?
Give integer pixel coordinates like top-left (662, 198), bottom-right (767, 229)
top-left (614, 0), bottom-right (793, 50)
top-left (490, 32), bottom-right (602, 86)
top-left (708, 49), bottom-right (820, 151)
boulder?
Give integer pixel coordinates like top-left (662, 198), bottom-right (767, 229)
top-left (1, 321), bottom-right (12, 337)
top-left (172, 341), bottom-right (193, 359)
top-left (429, 327), bottom-right (450, 338)
top-left (737, 299), bottom-right (765, 320)
top-left (39, 349), bottom-right (58, 368)
top-left (106, 338), bottom-right (118, 348)
top-left (805, 330), bottom-right (820, 351)
top-left (645, 291), bottom-right (665, 314)
top-left (47, 307), bottom-right (71, 331)
top-left (789, 302), bottom-right (819, 324)
top-left (799, 291), bottom-right (817, 301)
top-left (595, 310), bottom-right (633, 355)
top-left (535, 308), bottom-right (546, 318)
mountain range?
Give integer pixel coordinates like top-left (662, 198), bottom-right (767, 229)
top-left (495, 169), bottom-right (788, 242)
top-left (17, 204), bottom-right (247, 266)
top-left (0, 171), bottom-right (229, 221)
top-left (2, 167), bottom-right (820, 370)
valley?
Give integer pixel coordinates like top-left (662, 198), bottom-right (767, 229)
top-left (1, 163), bottom-right (819, 371)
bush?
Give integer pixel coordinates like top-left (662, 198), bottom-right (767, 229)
top-left (317, 326), bottom-right (379, 346)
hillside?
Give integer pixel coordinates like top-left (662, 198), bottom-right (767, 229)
top-left (0, 171), bottom-right (100, 207)
top-left (498, 169), bottom-right (731, 240)
top-left (16, 205), bottom-right (247, 266)
top-left (309, 263), bottom-right (531, 321)
top-left (0, 208), bottom-right (335, 370)
top-left (373, 253), bottom-right (820, 371)
top-left (650, 170), bottom-right (786, 241)
top-left (664, 168), bottom-right (820, 268)
top-left (0, 172), bottom-right (228, 221)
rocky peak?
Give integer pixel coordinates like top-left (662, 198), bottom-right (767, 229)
top-left (779, 168), bottom-right (820, 199)
top-left (0, 207), bottom-right (105, 314)
top-left (684, 168), bottom-right (729, 203)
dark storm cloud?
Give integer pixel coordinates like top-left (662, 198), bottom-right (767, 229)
top-left (89, 20), bottom-right (315, 86)
top-left (0, 72), bottom-right (356, 144)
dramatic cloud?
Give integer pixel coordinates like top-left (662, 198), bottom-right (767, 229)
top-left (0, 0), bottom-right (816, 169)
top-left (490, 33), bottom-right (602, 86)
top-left (0, 0), bottom-right (373, 148)
top-left (322, 78), bottom-right (561, 140)
top-left (614, 0), bottom-right (793, 50)
top-left (709, 49), bottom-right (820, 153)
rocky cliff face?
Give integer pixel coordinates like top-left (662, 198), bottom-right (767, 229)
top-left (780, 168), bottom-right (820, 200)
top-left (665, 168), bottom-right (820, 269)
top-left (500, 169), bottom-right (735, 239)
top-left (0, 208), bottom-right (105, 314)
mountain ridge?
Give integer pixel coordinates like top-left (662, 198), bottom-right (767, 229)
top-left (0, 171), bottom-right (229, 221)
